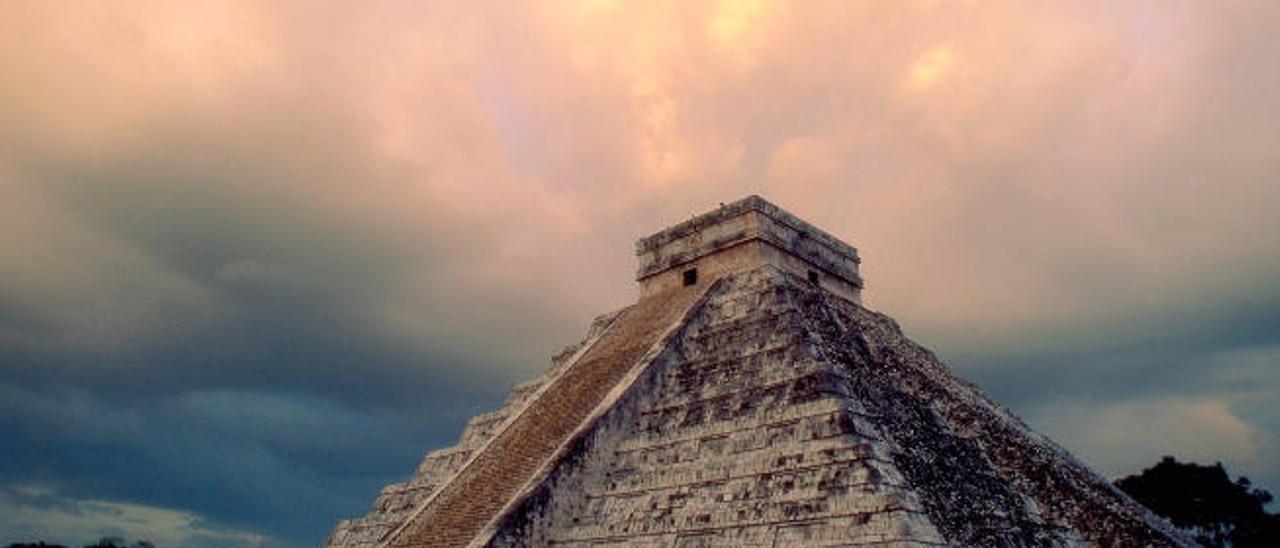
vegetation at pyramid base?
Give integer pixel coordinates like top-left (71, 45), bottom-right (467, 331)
top-left (1114, 456), bottom-right (1280, 547)
top-left (5, 537), bottom-right (154, 548)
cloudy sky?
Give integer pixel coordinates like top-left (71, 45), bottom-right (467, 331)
top-left (2, 1), bottom-right (1278, 545)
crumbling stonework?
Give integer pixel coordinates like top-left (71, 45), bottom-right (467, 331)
top-left (487, 268), bottom-right (944, 547)
top-left (327, 196), bottom-right (1192, 547)
top-left (324, 310), bottom-right (623, 547)
top-left (384, 285), bottom-right (709, 547)
top-left (635, 195), bottom-right (862, 303)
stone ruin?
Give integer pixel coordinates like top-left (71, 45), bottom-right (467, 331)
top-left (326, 196), bottom-right (1192, 547)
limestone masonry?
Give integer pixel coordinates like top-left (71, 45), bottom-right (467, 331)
top-left (326, 196), bottom-right (1192, 547)
top-left (635, 196), bottom-right (862, 303)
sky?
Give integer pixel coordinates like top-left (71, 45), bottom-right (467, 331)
top-left (1, 0), bottom-right (1278, 545)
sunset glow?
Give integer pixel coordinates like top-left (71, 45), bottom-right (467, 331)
top-left (909, 47), bottom-right (957, 90)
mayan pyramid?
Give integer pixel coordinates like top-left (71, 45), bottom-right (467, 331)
top-left (326, 196), bottom-right (1191, 547)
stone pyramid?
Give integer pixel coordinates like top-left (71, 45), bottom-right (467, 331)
top-left (327, 196), bottom-right (1191, 547)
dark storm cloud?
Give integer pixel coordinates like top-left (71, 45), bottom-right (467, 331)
top-left (0, 379), bottom-right (496, 546)
top-left (1, 0), bottom-right (1279, 545)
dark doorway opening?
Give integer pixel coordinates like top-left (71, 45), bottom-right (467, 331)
top-left (683, 268), bottom-right (698, 287)
top-left (808, 270), bottom-right (819, 284)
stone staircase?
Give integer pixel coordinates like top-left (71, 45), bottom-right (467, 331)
top-left (384, 284), bottom-right (709, 547)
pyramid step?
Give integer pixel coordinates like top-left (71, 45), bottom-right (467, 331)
top-left (383, 284), bottom-right (710, 548)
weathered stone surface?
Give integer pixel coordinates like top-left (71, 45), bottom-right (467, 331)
top-left (487, 268), bottom-right (944, 547)
top-left (635, 195), bottom-right (862, 303)
top-left (324, 310), bottom-right (624, 548)
top-left (383, 285), bottom-right (710, 547)
top-left (327, 196), bottom-right (1192, 547)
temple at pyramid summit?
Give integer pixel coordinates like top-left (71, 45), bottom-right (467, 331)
top-left (326, 196), bottom-right (1191, 547)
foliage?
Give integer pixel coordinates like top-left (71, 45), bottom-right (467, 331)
top-left (1115, 456), bottom-right (1280, 547)
top-left (81, 538), bottom-right (153, 548)
top-left (5, 538), bottom-right (152, 548)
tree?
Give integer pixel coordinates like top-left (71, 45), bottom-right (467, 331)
top-left (1115, 456), bottom-right (1280, 547)
top-left (5, 538), bottom-right (151, 548)
top-left (81, 540), bottom-right (152, 548)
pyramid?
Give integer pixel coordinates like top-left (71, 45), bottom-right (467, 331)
top-left (327, 196), bottom-right (1191, 547)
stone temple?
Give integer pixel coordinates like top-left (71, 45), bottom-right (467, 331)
top-left (327, 196), bottom-right (1191, 547)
